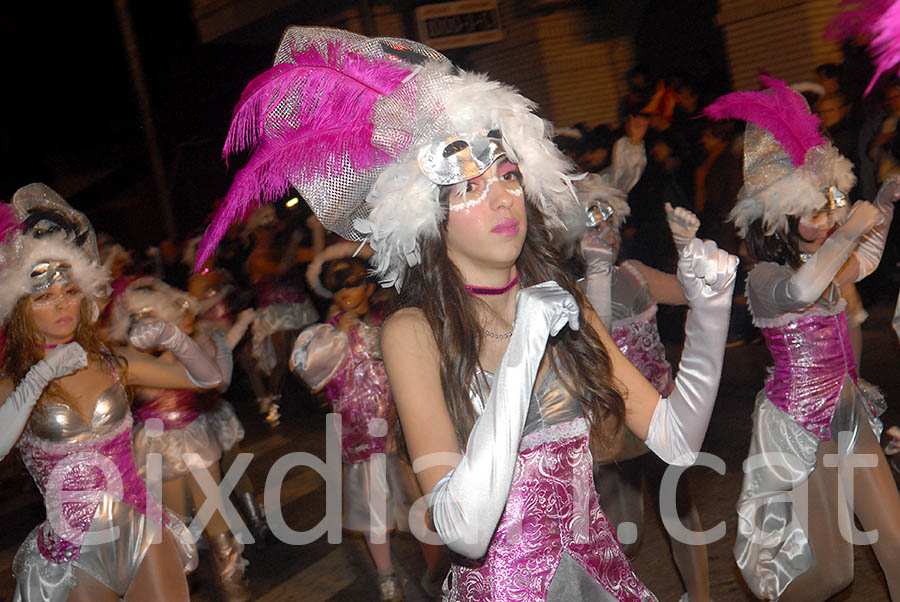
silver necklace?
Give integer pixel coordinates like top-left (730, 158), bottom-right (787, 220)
top-left (482, 320), bottom-right (515, 339)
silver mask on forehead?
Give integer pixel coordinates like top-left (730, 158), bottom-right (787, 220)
top-left (30, 261), bottom-right (72, 292)
top-left (417, 130), bottom-right (506, 185)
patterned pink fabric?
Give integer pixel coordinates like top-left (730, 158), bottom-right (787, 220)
top-left (256, 275), bottom-right (308, 307)
top-left (762, 311), bottom-right (857, 440)
top-left (133, 389), bottom-right (201, 430)
top-left (446, 427), bottom-right (656, 601)
top-left (611, 308), bottom-right (674, 397)
top-left (18, 415), bottom-right (164, 564)
top-left (324, 315), bottom-right (396, 464)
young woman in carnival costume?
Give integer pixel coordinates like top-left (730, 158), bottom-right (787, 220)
top-left (105, 276), bottom-right (251, 601)
top-left (292, 243), bottom-right (447, 601)
top-left (565, 155), bottom-right (715, 602)
top-left (703, 75), bottom-right (900, 601)
top-left (184, 237), bottom-right (270, 541)
top-left (195, 27), bottom-right (738, 601)
top-left (243, 205), bottom-right (319, 426)
top-left (0, 183), bottom-right (207, 602)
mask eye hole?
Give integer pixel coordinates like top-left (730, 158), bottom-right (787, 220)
top-left (443, 140), bottom-right (469, 158)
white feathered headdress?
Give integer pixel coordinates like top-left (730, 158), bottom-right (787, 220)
top-left (0, 187), bottom-right (110, 325)
top-left (196, 26), bottom-right (579, 289)
top-left (703, 75), bottom-right (855, 237)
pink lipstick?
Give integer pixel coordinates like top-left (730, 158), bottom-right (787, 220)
top-left (491, 218), bottom-right (520, 236)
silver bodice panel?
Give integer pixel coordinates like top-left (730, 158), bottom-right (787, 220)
top-left (611, 265), bottom-right (655, 322)
top-left (28, 383), bottom-right (129, 442)
top-left (475, 366), bottom-right (583, 437)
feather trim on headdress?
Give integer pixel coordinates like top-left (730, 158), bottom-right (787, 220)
top-left (705, 76), bottom-right (856, 238)
top-left (200, 27), bottom-right (579, 289)
top-left (0, 231), bottom-right (111, 324)
top-left (826, 0), bottom-right (899, 94)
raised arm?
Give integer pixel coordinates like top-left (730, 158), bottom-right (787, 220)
top-left (604, 239), bottom-right (738, 465)
top-left (0, 343), bottom-right (87, 460)
top-left (383, 283), bottom-right (579, 559)
top-left (839, 175), bottom-right (900, 286)
top-left (123, 320), bottom-right (223, 389)
top-left (753, 202), bottom-right (882, 315)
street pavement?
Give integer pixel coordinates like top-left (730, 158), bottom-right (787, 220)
top-left (1, 303), bottom-right (898, 601)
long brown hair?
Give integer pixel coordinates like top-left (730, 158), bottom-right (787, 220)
top-left (3, 295), bottom-right (125, 405)
top-left (395, 200), bottom-right (626, 450)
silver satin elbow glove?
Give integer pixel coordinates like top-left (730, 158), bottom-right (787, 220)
top-left (644, 239), bottom-right (738, 466)
top-left (665, 203), bottom-right (700, 252)
top-left (0, 343), bottom-right (87, 460)
top-left (211, 330), bottom-right (234, 389)
top-left (784, 202), bottom-right (881, 307)
top-left (580, 228), bottom-right (616, 330)
top-left (129, 319), bottom-right (223, 388)
top-left (427, 281), bottom-right (579, 558)
top-left (853, 176), bottom-right (900, 280)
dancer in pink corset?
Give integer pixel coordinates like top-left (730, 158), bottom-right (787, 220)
top-left (292, 247), bottom-right (445, 601)
top-left (195, 27), bottom-right (738, 601)
top-left (705, 76), bottom-right (900, 601)
top-left (0, 183), bottom-right (217, 602)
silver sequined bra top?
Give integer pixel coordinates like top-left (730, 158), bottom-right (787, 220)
top-left (473, 366), bottom-right (583, 438)
top-left (29, 383), bottom-right (130, 443)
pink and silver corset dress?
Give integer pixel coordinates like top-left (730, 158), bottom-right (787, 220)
top-left (131, 389), bottom-right (223, 481)
top-left (443, 366), bottom-right (657, 602)
top-left (251, 275), bottom-right (319, 375)
top-left (13, 381), bottom-right (196, 602)
top-left (735, 288), bottom-right (885, 600)
top-left (294, 316), bottom-right (416, 536)
top-left (610, 263), bottom-right (674, 398)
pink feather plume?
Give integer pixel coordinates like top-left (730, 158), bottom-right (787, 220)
top-left (703, 75), bottom-right (826, 167)
top-left (197, 40), bottom-right (411, 270)
top-left (0, 204), bottom-right (22, 245)
top-left (826, 0), bottom-right (900, 94)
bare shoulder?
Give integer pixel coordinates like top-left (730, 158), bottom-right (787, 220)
top-left (382, 307), bottom-right (434, 351)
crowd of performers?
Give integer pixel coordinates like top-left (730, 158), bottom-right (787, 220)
top-left (5, 14), bottom-right (900, 602)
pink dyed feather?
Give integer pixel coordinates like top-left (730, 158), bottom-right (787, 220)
top-left (199, 40), bottom-right (411, 270)
top-left (223, 41), bottom-right (410, 160)
top-left (826, 0), bottom-right (900, 94)
top-left (703, 76), bottom-right (825, 167)
top-left (0, 204), bottom-right (21, 245)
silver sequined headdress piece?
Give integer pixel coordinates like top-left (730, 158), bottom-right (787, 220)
top-left (0, 184), bottom-right (110, 323)
top-left (704, 75), bottom-right (855, 238)
top-left (197, 26), bottom-right (578, 288)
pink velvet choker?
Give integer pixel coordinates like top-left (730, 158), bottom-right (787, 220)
top-left (465, 273), bottom-right (519, 296)
top-left (42, 338), bottom-right (74, 350)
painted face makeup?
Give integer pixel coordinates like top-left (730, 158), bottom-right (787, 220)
top-left (447, 160), bottom-right (523, 213)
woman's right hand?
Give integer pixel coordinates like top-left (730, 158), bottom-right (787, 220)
top-left (516, 281), bottom-right (580, 336)
top-left (42, 342), bottom-right (88, 380)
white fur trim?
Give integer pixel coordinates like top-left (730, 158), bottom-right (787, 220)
top-left (356, 70), bottom-right (579, 288)
top-left (0, 232), bottom-right (110, 324)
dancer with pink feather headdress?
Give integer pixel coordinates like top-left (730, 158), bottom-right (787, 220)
top-left (197, 26), bottom-right (739, 602)
top-left (705, 75), bottom-right (900, 601)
